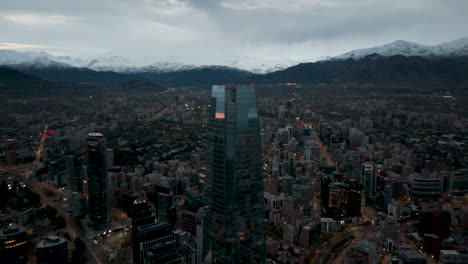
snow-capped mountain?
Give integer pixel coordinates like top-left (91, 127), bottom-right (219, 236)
top-left (334, 37), bottom-right (468, 60)
top-left (84, 56), bottom-right (131, 72)
top-left (223, 56), bottom-right (300, 74)
top-left (1, 37), bottom-right (467, 74)
top-left (135, 60), bottom-right (199, 73)
top-left (0, 50), bottom-right (74, 69)
top-left (0, 49), bottom-right (305, 74)
top-left (222, 56), bottom-right (330, 74)
top-left (0, 50), bottom-right (194, 73)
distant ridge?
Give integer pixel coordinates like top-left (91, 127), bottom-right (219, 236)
top-left (333, 38), bottom-right (468, 60)
top-left (255, 54), bottom-right (468, 90)
top-left (1, 37), bottom-right (468, 90)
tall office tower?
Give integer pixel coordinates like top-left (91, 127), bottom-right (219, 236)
top-left (361, 162), bottom-right (376, 197)
top-left (157, 192), bottom-right (174, 223)
top-left (130, 195), bottom-right (157, 264)
top-left (87, 132), bottom-right (110, 230)
top-left (343, 151), bottom-right (361, 181)
top-left (203, 85), bottom-right (265, 263)
top-left (345, 179), bottom-right (362, 217)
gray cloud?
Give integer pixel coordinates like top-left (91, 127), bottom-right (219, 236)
top-left (0, 0), bottom-right (467, 64)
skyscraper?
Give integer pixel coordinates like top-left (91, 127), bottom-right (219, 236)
top-left (87, 132), bottom-right (110, 230)
top-left (203, 85), bottom-right (265, 263)
top-left (65, 155), bottom-right (83, 193)
top-left (362, 162), bottom-right (376, 197)
top-left (133, 221), bottom-right (179, 264)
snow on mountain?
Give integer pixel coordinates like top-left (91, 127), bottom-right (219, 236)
top-left (84, 56), bottom-right (133, 72)
top-left (223, 56), bottom-right (322, 74)
top-left (0, 49), bottom-right (306, 74)
top-left (2, 37), bottom-right (467, 74)
top-left (334, 38), bottom-right (468, 60)
top-left (136, 59), bottom-right (199, 73)
top-left (0, 50), bottom-right (73, 68)
top-left (433, 37), bottom-right (468, 57)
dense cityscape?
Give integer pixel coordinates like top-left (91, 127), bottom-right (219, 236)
top-left (1, 82), bottom-right (467, 263)
top-left (1, 1), bottom-right (468, 264)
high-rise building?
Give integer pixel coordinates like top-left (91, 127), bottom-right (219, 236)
top-left (0, 224), bottom-right (28, 264)
top-left (87, 132), bottom-right (110, 230)
top-left (343, 151), bottom-right (360, 181)
top-left (345, 179), bottom-right (362, 217)
top-left (410, 174), bottom-right (442, 201)
top-left (362, 162), bottom-right (376, 196)
top-left (450, 168), bottom-right (468, 197)
top-left (130, 194), bottom-right (156, 230)
top-left (36, 236), bottom-right (68, 264)
top-left (203, 85), bottom-right (265, 263)
top-left (65, 155), bottom-right (83, 193)
top-left (70, 192), bottom-right (88, 218)
top-left (157, 192), bottom-right (174, 223)
top-left (134, 222), bottom-right (179, 264)
top-left (130, 194), bottom-right (156, 264)
top-left (418, 209), bottom-right (451, 239)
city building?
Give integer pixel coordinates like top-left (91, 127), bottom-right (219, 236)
top-left (87, 132), bottom-right (110, 230)
top-left (320, 218), bottom-right (337, 233)
top-left (418, 209), bottom-right (451, 239)
top-left (70, 192), bottom-right (88, 218)
top-left (409, 174), bottom-right (443, 201)
top-left (343, 151), bottom-right (360, 181)
top-left (440, 249), bottom-right (468, 264)
top-left (345, 239), bottom-right (380, 264)
top-left (36, 236), bottom-right (68, 264)
top-left (345, 179), bottom-right (362, 217)
top-left (157, 192), bottom-right (174, 223)
top-left (0, 224), bottom-right (28, 264)
top-left (399, 249), bottom-right (427, 264)
top-left (180, 190), bottom-right (203, 232)
top-left (362, 162), bottom-right (376, 196)
top-left (203, 85), bottom-right (265, 263)
top-left (380, 217), bottom-right (400, 243)
top-left (450, 169), bottom-right (468, 197)
top-left (65, 155), bottom-right (83, 193)
top-left (134, 222), bottom-right (178, 264)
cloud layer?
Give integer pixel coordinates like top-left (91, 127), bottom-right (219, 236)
top-left (1, 0), bottom-right (467, 64)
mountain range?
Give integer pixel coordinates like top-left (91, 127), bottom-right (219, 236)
top-left (1, 38), bottom-right (468, 96)
top-left (1, 38), bottom-right (467, 75)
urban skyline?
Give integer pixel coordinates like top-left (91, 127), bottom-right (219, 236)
top-left (1, 1), bottom-right (468, 264)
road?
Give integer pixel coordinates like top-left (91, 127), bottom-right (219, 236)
top-left (144, 104), bottom-right (172, 127)
top-left (316, 134), bottom-right (336, 167)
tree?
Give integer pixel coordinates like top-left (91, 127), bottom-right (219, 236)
top-left (52, 215), bottom-right (66, 230)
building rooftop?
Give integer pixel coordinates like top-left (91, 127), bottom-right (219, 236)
top-left (400, 249), bottom-right (426, 260)
top-left (0, 224), bottom-right (25, 236)
top-left (88, 132), bottom-right (103, 137)
top-left (37, 236), bottom-right (66, 248)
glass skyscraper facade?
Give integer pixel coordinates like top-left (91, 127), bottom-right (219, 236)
top-left (203, 85), bottom-right (265, 263)
top-left (87, 132), bottom-right (110, 230)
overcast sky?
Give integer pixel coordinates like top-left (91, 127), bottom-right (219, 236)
top-left (1, 0), bottom-right (467, 65)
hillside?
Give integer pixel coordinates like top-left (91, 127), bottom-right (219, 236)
top-left (256, 55), bottom-right (468, 90)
